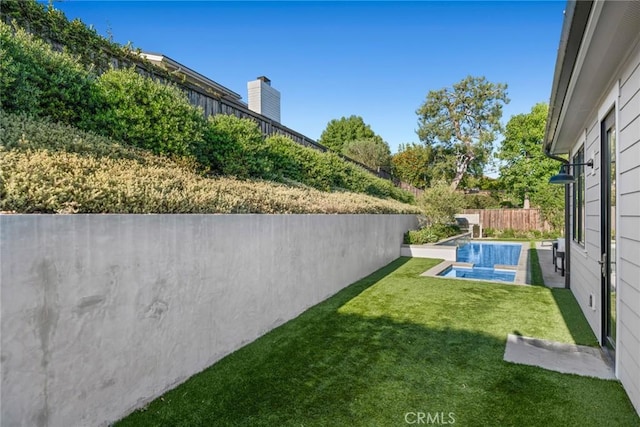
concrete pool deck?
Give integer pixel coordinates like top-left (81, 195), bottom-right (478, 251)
top-left (534, 241), bottom-right (566, 288)
top-left (420, 241), bottom-right (529, 285)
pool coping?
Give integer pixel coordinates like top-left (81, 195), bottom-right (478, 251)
top-left (420, 241), bottom-right (529, 285)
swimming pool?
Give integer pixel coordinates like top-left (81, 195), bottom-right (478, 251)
top-left (457, 242), bottom-right (521, 267)
top-left (439, 266), bottom-right (516, 282)
top-left (437, 242), bottom-right (522, 283)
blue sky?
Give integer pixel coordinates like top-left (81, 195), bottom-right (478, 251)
top-left (49, 1), bottom-right (566, 160)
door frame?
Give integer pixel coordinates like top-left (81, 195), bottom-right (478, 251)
top-left (600, 106), bottom-right (616, 352)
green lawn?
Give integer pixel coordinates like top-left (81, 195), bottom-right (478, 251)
top-left (529, 241), bottom-right (545, 286)
top-left (118, 258), bottom-right (639, 427)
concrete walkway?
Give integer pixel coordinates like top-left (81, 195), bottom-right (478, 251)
top-left (504, 334), bottom-right (616, 379)
top-left (535, 241), bottom-right (565, 288)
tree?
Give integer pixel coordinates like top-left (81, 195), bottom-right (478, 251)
top-left (496, 103), bottom-right (564, 229)
top-left (391, 143), bottom-right (434, 189)
top-left (342, 137), bottom-right (391, 170)
top-left (318, 115), bottom-right (384, 153)
top-left (416, 75), bottom-right (509, 190)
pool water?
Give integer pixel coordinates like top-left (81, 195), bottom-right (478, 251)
top-left (438, 242), bottom-right (521, 283)
top-left (457, 242), bottom-right (521, 267)
top-left (439, 266), bottom-right (516, 282)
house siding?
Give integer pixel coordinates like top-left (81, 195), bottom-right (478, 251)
top-left (617, 38), bottom-right (640, 415)
top-left (566, 35), bottom-right (640, 415)
top-left (569, 119), bottom-right (602, 339)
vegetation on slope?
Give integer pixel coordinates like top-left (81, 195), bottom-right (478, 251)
top-left (0, 113), bottom-right (420, 215)
top-left (0, 14), bottom-right (415, 208)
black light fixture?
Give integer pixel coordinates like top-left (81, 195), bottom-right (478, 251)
top-left (548, 159), bottom-right (594, 184)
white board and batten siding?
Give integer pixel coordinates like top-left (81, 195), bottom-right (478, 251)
top-left (568, 36), bottom-right (640, 415)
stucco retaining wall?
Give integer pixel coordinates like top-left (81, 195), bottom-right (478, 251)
top-left (0, 214), bottom-right (417, 426)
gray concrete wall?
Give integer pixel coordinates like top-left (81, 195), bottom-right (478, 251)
top-left (1, 214), bottom-right (417, 426)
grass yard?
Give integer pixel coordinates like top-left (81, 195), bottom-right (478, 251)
top-left (528, 242), bottom-right (545, 286)
top-left (117, 258), bottom-right (639, 426)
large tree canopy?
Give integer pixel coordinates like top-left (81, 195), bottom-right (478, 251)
top-left (391, 143), bottom-right (434, 189)
top-left (416, 75), bottom-right (509, 190)
top-left (318, 115), bottom-right (392, 171)
top-left (391, 143), bottom-right (459, 189)
top-left (342, 138), bottom-right (391, 171)
top-left (318, 115), bottom-right (384, 153)
top-left (496, 103), bottom-right (564, 229)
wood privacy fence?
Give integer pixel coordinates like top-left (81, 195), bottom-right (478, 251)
top-left (462, 209), bottom-right (552, 232)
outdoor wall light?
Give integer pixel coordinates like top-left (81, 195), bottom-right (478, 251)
top-left (548, 159), bottom-right (594, 184)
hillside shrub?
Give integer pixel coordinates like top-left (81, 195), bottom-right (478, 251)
top-left (1, 0), bottom-right (135, 73)
top-left (201, 115), bottom-right (271, 179)
top-left (84, 68), bottom-right (206, 157)
top-left (263, 134), bottom-right (307, 183)
top-left (265, 135), bottom-right (415, 203)
top-left (0, 21), bottom-right (97, 125)
top-left (265, 135), bottom-right (337, 191)
top-left (0, 114), bottom-right (421, 215)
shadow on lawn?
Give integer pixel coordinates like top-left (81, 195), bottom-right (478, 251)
top-left (550, 288), bottom-right (600, 346)
top-left (117, 259), bottom-right (635, 427)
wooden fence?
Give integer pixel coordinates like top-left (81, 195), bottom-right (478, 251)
top-left (462, 209), bottom-right (552, 232)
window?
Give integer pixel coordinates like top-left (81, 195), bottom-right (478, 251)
top-left (572, 147), bottom-right (585, 244)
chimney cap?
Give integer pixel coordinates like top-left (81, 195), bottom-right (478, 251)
top-left (257, 76), bottom-right (271, 85)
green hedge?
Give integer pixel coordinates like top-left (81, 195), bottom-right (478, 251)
top-left (1, 0), bottom-right (136, 73)
top-left (85, 68), bottom-right (207, 158)
top-left (0, 21), bottom-right (97, 125)
top-left (201, 115), bottom-right (271, 179)
top-left (403, 224), bottom-right (461, 244)
top-left (265, 135), bottom-right (414, 202)
top-left (482, 228), bottom-right (561, 240)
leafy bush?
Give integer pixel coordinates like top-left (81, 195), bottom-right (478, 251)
top-left (483, 227), bottom-right (497, 238)
top-left (418, 181), bottom-right (465, 224)
top-left (265, 135), bottom-right (415, 203)
top-left (342, 137), bottom-right (391, 170)
top-left (0, 114), bottom-right (421, 215)
top-left (1, 0), bottom-right (136, 73)
top-left (266, 135), bottom-right (348, 191)
top-left (403, 223), bottom-right (461, 244)
top-left (0, 21), bottom-right (97, 125)
top-left (462, 193), bottom-right (502, 209)
top-left (479, 227), bottom-right (562, 240)
top-left (1, 111), bottom-right (154, 163)
top-left (499, 228), bottom-right (515, 239)
top-left (199, 114), bottom-right (272, 179)
top-left (83, 68), bottom-right (206, 157)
